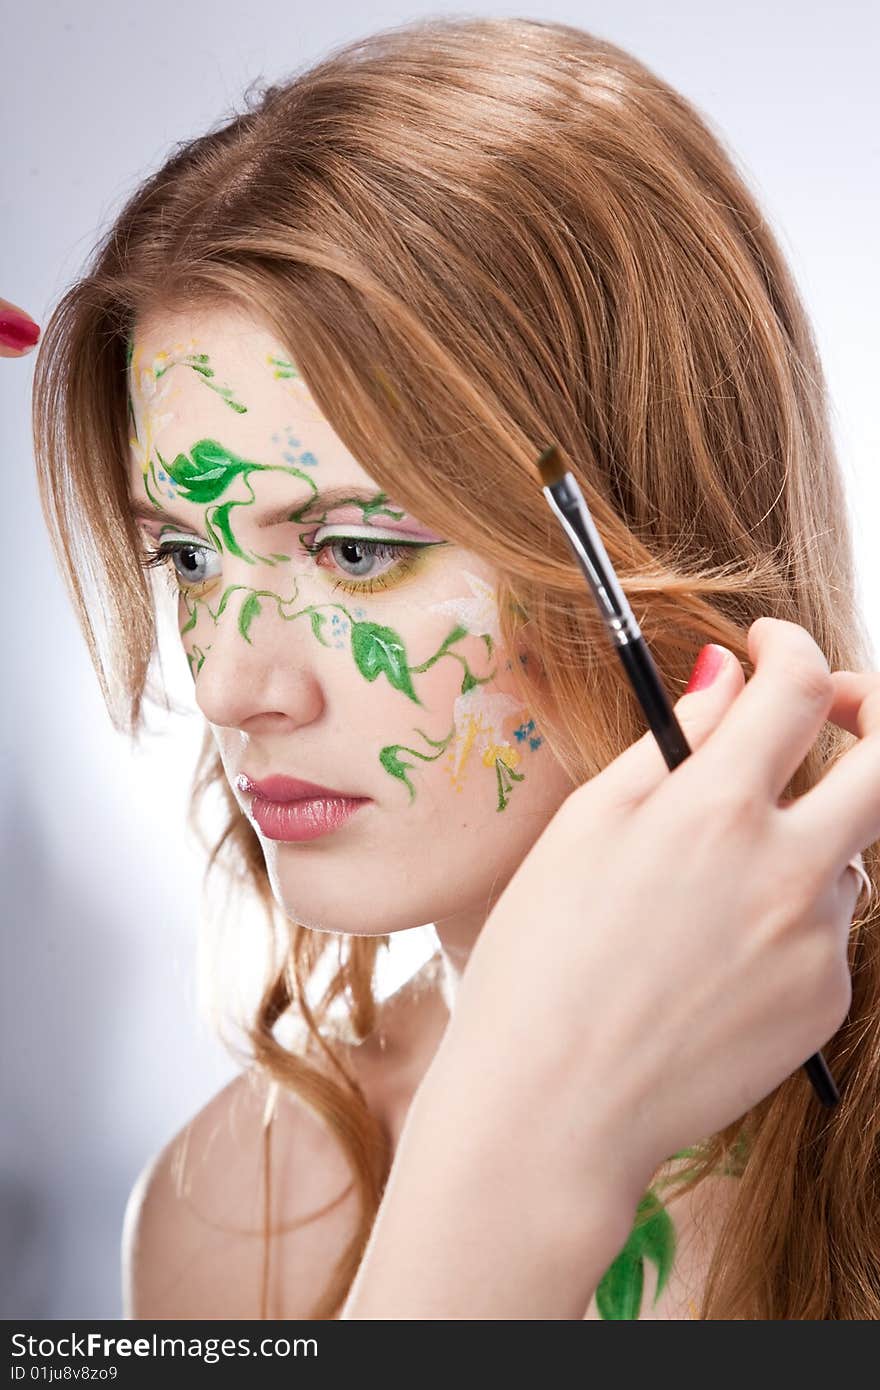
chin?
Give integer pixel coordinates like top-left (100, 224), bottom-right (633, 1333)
top-left (269, 881), bottom-right (433, 938)
top-left (265, 873), bottom-right (400, 935)
top-left (283, 915), bottom-right (397, 938)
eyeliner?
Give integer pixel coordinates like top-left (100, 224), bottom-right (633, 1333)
top-left (535, 441), bottom-right (839, 1109)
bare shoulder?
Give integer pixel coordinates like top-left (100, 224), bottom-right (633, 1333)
top-left (121, 1063), bottom-right (361, 1319)
top-left (583, 1170), bottom-right (740, 1320)
top-left (122, 956), bottom-right (448, 1320)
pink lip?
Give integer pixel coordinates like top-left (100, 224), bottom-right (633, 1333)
top-left (249, 794), bottom-right (368, 842)
top-left (236, 773), bottom-right (367, 802)
top-left (235, 772), bottom-right (372, 843)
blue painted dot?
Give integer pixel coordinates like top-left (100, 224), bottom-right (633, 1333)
top-left (300, 451), bottom-right (317, 467)
top-left (158, 471), bottom-right (166, 481)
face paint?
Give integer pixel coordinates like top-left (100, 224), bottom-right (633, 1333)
top-left (592, 1129), bottom-right (750, 1319)
top-left (128, 340), bottom-right (251, 511)
top-left (423, 573), bottom-right (545, 811)
top-left (594, 1188), bottom-right (677, 1320)
top-left (145, 529), bottom-right (525, 808)
top-left (270, 352), bottom-right (333, 428)
top-left (129, 328), bottom-right (546, 815)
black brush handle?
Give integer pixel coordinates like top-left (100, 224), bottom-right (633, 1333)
top-left (615, 632), bottom-right (840, 1108)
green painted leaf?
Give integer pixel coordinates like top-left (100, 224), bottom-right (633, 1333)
top-left (596, 1250), bottom-right (643, 1320)
top-left (207, 381), bottom-right (248, 413)
top-left (210, 501), bottom-right (251, 561)
top-left (351, 622), bottom-right (421, 704)
top-left (182, 353), bottom-right (213, 379)
top-left (215, 584), bottom-right (245, 618)
top-left (308, 609), bottom-right (332, 647)
top-left (629, 1191), bottom-right (676, 1303)
top-left (595, 1189), bottom-right (677, 1319)
top-left (239, 592), bottom-right (262, 643)
top-left (269, 354), bottom-right (298, 379)
top-left (166, 438), bottom-right (268, 504)
top-left (379, 745), bottom-right (417, 801)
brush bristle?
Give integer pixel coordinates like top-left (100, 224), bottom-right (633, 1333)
top-left (535, 443), bottom-right (566, 490)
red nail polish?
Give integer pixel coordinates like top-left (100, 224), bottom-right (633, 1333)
top-left (0, 312), bottom-right (40, 350)
top-left (685, 644), bottom-right (726, 692)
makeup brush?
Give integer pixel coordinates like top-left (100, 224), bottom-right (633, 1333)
top-left (535, 441), bottom-right (839, 1109)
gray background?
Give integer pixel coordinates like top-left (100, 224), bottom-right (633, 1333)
top-left (2, 0), bottom-right (877, 1319)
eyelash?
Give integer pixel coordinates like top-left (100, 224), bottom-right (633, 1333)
top-left (139, 534), bottom-right (426, 597)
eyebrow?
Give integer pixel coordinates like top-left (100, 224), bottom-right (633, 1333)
top-left (129, 487), bottom-right (404, 530)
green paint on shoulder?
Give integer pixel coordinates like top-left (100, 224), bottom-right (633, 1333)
top-left (595, 1189), bottom-right (677, 1320)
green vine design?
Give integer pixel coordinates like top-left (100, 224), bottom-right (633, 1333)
top-left (132, 406), bottom-right (542, 811)
top-left (596, 1188), bottom-right (676, 1320)
top-left (595, 1135), bottom-right (750, 1319)
top-left (183, 566), bottom-right (505, 803)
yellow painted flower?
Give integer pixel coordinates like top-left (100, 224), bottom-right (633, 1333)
top-left (444, 684), bottom-right (524, 789)
top-left (482, 742), bottom-right (521, 771)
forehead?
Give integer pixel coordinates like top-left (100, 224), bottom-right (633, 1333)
top-left (126, 303), bottom-right (375, 501)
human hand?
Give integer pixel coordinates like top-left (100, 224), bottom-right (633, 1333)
top-left (0, 298), bottom-right (40, 356)
top-left (437, 616), bottom-right (876, 1204)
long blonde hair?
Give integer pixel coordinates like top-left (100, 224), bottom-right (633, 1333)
top-left (32, 16), bottom-right (880, 1317)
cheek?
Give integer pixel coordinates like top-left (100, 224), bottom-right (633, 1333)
top-left (364, 594), bottom-right (534, 812)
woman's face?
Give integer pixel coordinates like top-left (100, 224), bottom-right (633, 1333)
top-left (127, 304), bottom-right (576, 939)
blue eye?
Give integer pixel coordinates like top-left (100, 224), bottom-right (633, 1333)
top-left (139, 532), bottom-right (445, 597)
top-left (308, 535), bottom-right (427, 589)
top-left (140, 539), bottom-right (221, 592)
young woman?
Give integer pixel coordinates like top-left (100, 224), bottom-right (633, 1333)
top-left (29, 17), bottom-right (880, 1319)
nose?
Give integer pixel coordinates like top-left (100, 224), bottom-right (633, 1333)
top-left (189, 574), bottom-right (326, 734)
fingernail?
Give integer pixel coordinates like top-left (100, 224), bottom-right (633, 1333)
top-left (0, 312), bottom-right (40, 351)
top-left (685, 644), bottom-right (727, 693)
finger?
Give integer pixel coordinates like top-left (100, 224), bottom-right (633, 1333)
top-left (689, 616), bottom-right (834, 807)
top-left (0, 299), bottom-right (41, 357)
top-left (786, 676), bottom-right (880, 877)
top-left (590, 644), bottom-right (744, 812)
top-left (836, 865), bottom-right (865, 962)
top-left (828, 669), bottom-right (880, 738)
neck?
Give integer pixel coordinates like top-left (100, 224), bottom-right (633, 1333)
top-left (432, 903), bottom-right (490, 1012)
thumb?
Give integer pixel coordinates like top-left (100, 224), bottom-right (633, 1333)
top-left (594, 644), bottom-right (745, 812)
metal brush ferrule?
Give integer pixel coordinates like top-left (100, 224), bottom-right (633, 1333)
top-left (543, 473), bottom-right (641, 647)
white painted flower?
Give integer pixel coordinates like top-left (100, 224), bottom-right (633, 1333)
top-left (446, 684), bottom-right (524, 785)
top-left (128, 344), bottom-right (179, 474)
top-left (426, 570), bottom-right (503, 645)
